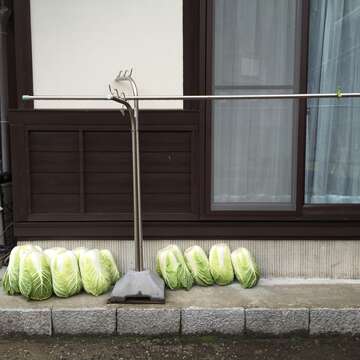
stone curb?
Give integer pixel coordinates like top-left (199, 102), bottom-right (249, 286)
top-left (117, 308), bottom-right (180, 335)
top-left (0, 308), bottom-right (52, 336)
top-left (245, 308), bottom-right (309, 336)
top-left (310, 308), bottom-right (360, 336)
top-left (182, 307), bottom-right (245, 335)
top-left (1, 307), bottom-right (360, 336)
top-left (52, 308), bottom-right (116, 335)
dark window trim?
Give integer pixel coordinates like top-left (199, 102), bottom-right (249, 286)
top-left (12, 0), bottom-right (33, 109)
top-left (14, 220), bottom-right (360, 241)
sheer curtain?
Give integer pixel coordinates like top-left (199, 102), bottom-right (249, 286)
top-left (212, 0), bottom-right (300, 210)
top-left (306, 0), bottom-right (360, 203)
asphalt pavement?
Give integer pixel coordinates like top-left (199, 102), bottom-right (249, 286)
top-left (0, 336), bottom-right (360, 360)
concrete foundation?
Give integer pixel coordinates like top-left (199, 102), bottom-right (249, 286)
top-left (19, 239), bottom-right (360, 279)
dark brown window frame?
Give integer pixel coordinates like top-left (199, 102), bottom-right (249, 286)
top-left (8, 0), bottom-right (360, 241)
top-left (202, 0), bottom-right (360, 222)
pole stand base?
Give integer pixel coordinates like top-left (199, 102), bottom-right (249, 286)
top-left (108, 270), bottom-right (165, 304)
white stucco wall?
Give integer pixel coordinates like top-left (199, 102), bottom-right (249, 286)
top-left (30, 0), bottom-right (183, 109)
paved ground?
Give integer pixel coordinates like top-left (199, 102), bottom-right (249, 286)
top-left (0, 336), bottom-right (360, 359)
top-left (2, 277), bottom-right (360, 336)
top-left (2, 280), bottom-right (360, 310)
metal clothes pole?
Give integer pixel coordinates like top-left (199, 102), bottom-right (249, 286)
top-left (110, 96), bottom-right (142, 271)
top-left (128, 79), bottom-right (143, 272)
top-left (23, 92), bottom-right (360, 102)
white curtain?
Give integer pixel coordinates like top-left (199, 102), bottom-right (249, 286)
top-left (305, 0), bottom-right (360, 203)
top-left (212, 0), bottom-right (299, 210)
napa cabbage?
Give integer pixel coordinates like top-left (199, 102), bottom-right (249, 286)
top-left (156, 245), bottom-right (193, 290)
top-left (18, 250), bottom-right (52, 300)
top-left (100, 249), bottom-right (121, 285)
top-left (3, 245), bottom-right (42, 295)
top-left (79, 249), bottom-right (111, 296)
top-left (184, 246), bottom-right (213, 286)
top-left (51, 250), bottom-right (82, 297)
top-left (231, 247), bottom-right (260, 288)
top-left (209, 244), bottom-right (234, 285)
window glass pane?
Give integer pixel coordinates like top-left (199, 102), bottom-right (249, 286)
top-left (305, 0), bottom-right (360, 203)
top-left (212, 0), bottom-right (300, 210)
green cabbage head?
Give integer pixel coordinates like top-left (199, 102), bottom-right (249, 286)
top-left (79, 249), bottom-right (111, 296)
top-left (73, 247), bottom-right (88, 262)
top-left (156, 245), bottom-right (193, 290)
top-left (51, 250), bottom-right (82, 297)
top-left (184, 246), bottom-right (214, 286)
top-left (18, 250), bottom-right (52, 300)
top-left (209, 244), bottom-right (234, 285)
top-left (100, 249), bottom-right (121, 285)
top-left (231, 247), bottom-right (260, 288)
top-left (3, 245), bottom-right (42, 295)
top-left (44, 247), bottom-right (66, 264)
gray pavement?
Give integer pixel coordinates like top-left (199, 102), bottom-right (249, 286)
top-left (2, 276), bottom-right (360, 336)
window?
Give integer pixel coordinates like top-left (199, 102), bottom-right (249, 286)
top-left (305, 0), bottom-right (360, 204)
top-left (210, 0), bottom-right (360, 213)
top-left (211, 0), bottom-right (302, 210)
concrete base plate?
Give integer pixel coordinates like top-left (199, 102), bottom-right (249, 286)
top-left (108, 270), bottom-right (165, 304)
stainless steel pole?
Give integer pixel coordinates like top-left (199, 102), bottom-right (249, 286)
top-left (110, 95), bottom-right (142, 271)
top-left (0, 1), bottom-right (11, 174)
top-left (23, 92), bottom-right (360, 101)
top-left (126, 77), bottom-right (143, 271)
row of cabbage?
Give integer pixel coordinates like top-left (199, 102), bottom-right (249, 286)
top-left (2, 245), bottom-right (121, 300)
top-left (156, 244), bottom-right (260, 290)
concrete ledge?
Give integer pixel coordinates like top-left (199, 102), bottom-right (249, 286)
top-left (246, 308), bottom-right (309, 336)
top-left (310, 308), bottom-right (360, 335)
top-left (117, 308), bottom-right (180, 335)
top-left (52, 308), bottom-right (116, 335)
top-left (0, 309), bottom-right (51, 336)
top-left (182, 307), bottom-right (244, 335)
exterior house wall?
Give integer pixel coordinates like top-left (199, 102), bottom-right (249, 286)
top-left (8, 1), bottom-right (360, 279)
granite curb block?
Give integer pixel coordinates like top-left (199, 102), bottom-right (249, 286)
top-left (117, 308), bottom-right (180, 335)
top-left (3, 307), bottom-right (360, 337)
top-left (0, 308), bottom-right (52, 336)
top-left (310, 308), bottom-right (360, 335)
top-left (181, 307), bottom-right (245, 335)
top-left (52, 308), bottom-right (116, 335)
top-left (245, 308), bottom-right (309, 336)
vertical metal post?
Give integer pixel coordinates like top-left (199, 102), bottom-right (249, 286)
top-left (0, 1), bottom-right (10, 174)
top-left (111, 94), bottom-right (143, 272)
top-left (128, 78), bottom-right (143, 272)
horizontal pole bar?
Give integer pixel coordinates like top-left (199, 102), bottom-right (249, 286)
top-left (22, 92), bottom-right (360, 102)
top-left (22, 95), bottom-right (112, 101)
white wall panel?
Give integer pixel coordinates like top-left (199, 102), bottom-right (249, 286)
top-left (30, 0), bottom-right (183, 109)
